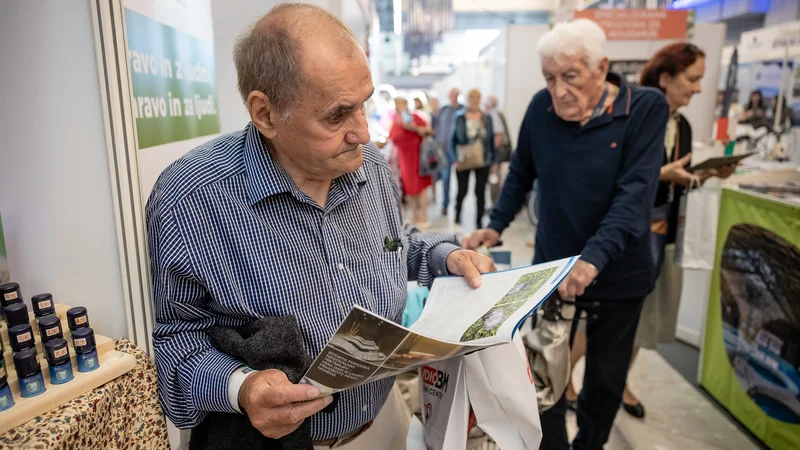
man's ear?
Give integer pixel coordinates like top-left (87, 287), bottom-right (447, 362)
top-left (597, 57), bottom-right (609, 77)
top-left (248, 91), bottom-right (278, 139)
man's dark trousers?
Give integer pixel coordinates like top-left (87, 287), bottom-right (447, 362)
top-left (539, 296), bottom-right (645, 450)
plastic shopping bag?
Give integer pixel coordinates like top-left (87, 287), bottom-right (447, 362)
top-left (420, 356), bottom-right (469, 450)
top-left (674, 181), bottom-right (720, 270)
top-left (465, 335), bottom-right (543, 450)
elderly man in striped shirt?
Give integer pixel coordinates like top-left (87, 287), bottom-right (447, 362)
top-left (145, 3), bottom-right (494, 449)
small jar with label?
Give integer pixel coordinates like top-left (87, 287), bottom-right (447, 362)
top-left (45, 338), bottom-right (74, 384)
top-left (4, 302), bottom-right (29, 328)
top-left (0, 282), bottom-right (23, 313)
top-left (31, 293), bottom-right (56, 319)
top-left (67, 306), bottom-right (90, 332)
top-left (37, 315), bottom-right (64, 344)
top-left (72, 327), bottom-right (100, 372)
top-left (14, 348), bottom-right (46, 398)
top-left (9, 323), bottom-right (36, 353)
top-left (0, 363), bottom-right (14, 412)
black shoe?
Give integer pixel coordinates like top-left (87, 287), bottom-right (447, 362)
top-left (567, 399), bottom-right (577, 412)
top-left (622, 401), bottom-right (645, 419)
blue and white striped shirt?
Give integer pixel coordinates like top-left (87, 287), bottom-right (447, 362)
top-left (146, 123), bottom-right (459, 440)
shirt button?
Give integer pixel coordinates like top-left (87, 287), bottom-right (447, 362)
top-left (338, 263), bottom-right (345, 270)
top-left (437, 269), bottom-right (442, 275)
top-left (362, 405), bottom-right (368, 412)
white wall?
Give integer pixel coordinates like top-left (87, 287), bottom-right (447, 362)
top-left (504, 25), bottom-right (549, 146)
top-left (0, 1), bottom-right (127, 338)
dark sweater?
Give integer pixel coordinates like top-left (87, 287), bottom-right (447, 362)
top-left (654, 113), bottom-right (692, 244)
top-left (488, 73), bottom-right (669, 299)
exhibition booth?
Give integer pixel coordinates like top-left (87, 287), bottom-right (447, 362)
top-left (1, 2), bottom-right (799, 449)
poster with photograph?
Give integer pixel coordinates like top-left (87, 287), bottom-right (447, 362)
top-left (701, 188), bottom-right (800, 449)
top-left (303, 257), bottom-right (577, 395)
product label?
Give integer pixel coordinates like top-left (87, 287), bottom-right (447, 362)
top-left (3, 292), bottom-right (18, 301)
top-left (37, 300), bottom-right (52, 309)
top-left (54, 347), bottom-right (68, 358)
top-left (75, 316), bottom-right (87, 325)
top-left (46, 327), bottom-right (60, 337)
top-left (74, 338), bottom-right (87, 347)
top-left (17, 331), bottom-right (32, 343)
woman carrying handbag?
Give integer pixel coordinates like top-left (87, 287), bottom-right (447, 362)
top-left (450, 89), bottom-right (496, 229)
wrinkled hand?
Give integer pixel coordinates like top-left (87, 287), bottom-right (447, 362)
top-left (557, 260), bottom-right (599, 298)
top-left (462, 228), bottom-right (501, 251)
top-left (239, 369), bottom-right (333, 439)
top-left (660, 153), bottom-right (697, 187)
top-left (446, 249), bottom-right (497, 288)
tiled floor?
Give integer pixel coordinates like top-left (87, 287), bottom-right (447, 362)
top-left (419, 179), bottom-right (763, 449)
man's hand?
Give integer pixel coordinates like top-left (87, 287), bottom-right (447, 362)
top-left (239, 369), bottom-right (333, 439)
top-left (446, 249), bottom-right (497, 288)
top-left (462, 228), bottom-right (501, 251)
top-left (557, 259), bottom-right (599, 298)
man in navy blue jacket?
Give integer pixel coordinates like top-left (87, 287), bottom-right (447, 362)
top-left (465, 19), bottom-right (668, 450)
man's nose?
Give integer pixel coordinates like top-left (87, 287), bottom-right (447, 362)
top-left (554, 79), bottom-right (569, 99)
top-left (345, 109), bottom-right (370, 145)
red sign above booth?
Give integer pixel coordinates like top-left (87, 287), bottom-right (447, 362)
top-left (574, 9), bottom-right (689, 40)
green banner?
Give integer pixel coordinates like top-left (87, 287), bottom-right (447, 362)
top-left (125, 9), bottom-right (220, 149)
top-left (701, 188), bottom-right (800, 449)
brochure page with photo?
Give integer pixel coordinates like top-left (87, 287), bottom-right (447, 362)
top-left (302, 256), bottom-right (577, 394)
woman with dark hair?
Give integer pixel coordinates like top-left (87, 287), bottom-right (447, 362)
top-left (742, 89), bottom-right (768, 125)
top-left (564, 42), bottom-right (738, 419)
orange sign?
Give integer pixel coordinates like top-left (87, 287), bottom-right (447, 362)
top-left (573, 9), bottom-right (689, 40)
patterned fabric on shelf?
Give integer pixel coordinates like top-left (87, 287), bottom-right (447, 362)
top-left (0, 339), bottom-right (170, 449)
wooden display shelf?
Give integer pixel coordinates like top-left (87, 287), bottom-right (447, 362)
top-left (0, 350), bottom-right (136, 434)
top-left (0, 304), bottom-right (136, 435)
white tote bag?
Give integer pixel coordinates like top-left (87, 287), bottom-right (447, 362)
top-left (420, 357), bottom-right (469, 450)
top-left (674, 180), bottom-right (720, 270)
top-left (465, 336), bottom-right (543, 450)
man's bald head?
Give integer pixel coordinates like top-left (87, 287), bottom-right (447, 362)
top-left (486, 94), bottom-right (499, 109)
top-left (234, 3), bottom-right (363, 121)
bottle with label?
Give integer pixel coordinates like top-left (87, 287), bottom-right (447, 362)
top-left (45, 338), bottom-right (74, 384)
top-left (0, 282), bottom-right (23, 319)
top-left (31, 293), bottom-right (56, 319)
top-left (0, 363), bottom-right (14, 412)
top-left (13, 348), bottom-right (46, 398)
top-left (9, 323), bottom-right (36, 353)
top-left (66, 306), bottom-right (90, 332)
top-left (4, 302), bottom-right (29, 328)
top-left (37, 315), bottom-right (64, 344)
top-left (72, 327), bottom-right (100, 372)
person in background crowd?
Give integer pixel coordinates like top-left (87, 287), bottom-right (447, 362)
top-left (146, 5), bottom-right (495, 448)
top-left (390, 97), bottom-right (433, 226)
top-left (413, 97), bottom-right (432, 124)
top-left (464, 19), bottom-right (668, 450)
top-left (451, 88), bottom-right (495, 229)
top-left (741, 89), bottom-right (767, 125)
top-left (713, 90), bottom-right (724, 118)
top-left (429, 97), bottom-right (440, 119)
top-left (433, 88), bottom-right (463, 216)
top-left (484, 94), bottom-right (513, 207)
top-left (566, 42), bottom-right (738, 421)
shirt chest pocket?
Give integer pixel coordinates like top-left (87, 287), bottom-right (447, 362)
top-left (348, 236), bottom-right (409, 322)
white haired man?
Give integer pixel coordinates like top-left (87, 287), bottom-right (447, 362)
top-left (465, 19), bottom-right (668, 450)
top-left (483, 94), bottom-right (512, 206)
top-left (147, 4), bottom-right (495, 449)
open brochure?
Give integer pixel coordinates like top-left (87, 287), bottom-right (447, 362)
top-left (302, 256), bottom-right (577, 394)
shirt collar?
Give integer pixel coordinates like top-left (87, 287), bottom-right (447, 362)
top-left (243, 123), bottom-right (367, 206)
